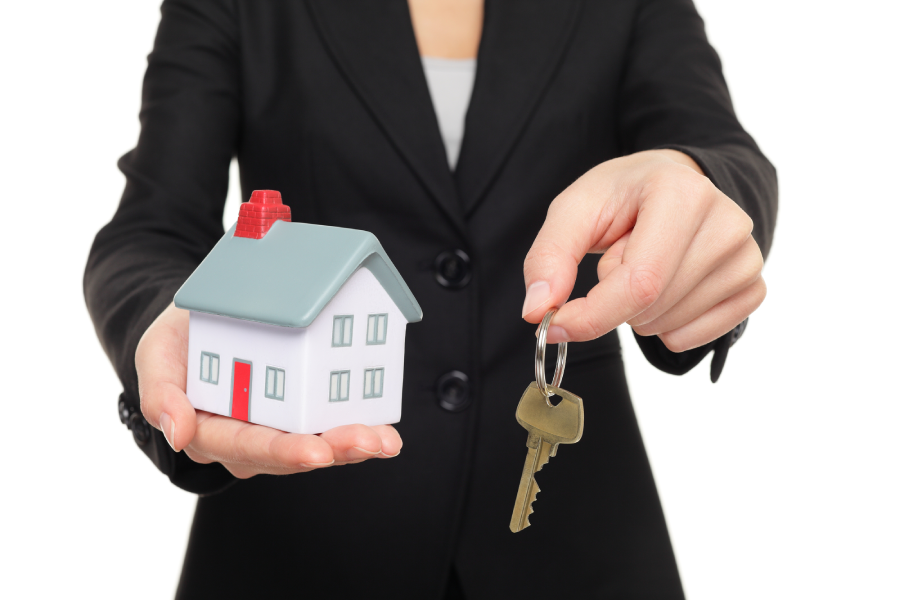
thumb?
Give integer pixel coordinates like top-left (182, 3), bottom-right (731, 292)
top-left (522, 183), bottom-right (614, 324)
top-left (521, 237), bottom-right (579, 324)
top-left (135, 304), bottom-right (197, 452)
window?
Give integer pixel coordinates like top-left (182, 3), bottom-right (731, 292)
top-left (329, 370), bottom-right (351, 402)
top-left (366, 314), bottom-right (388, 345)
top-left (265, 367), bottom-right (285, 400)
top-left (363, 367), bottom-right (384, 399)
top-left (200, 352), bottom-right (219, 384)
top-left (332, 315), bottom-right (354, 347)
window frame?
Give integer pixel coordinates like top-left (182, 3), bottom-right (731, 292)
top-left (329, 370), bottom-right (351, 402)
top-left (200, 352), bottom-right (220, 384)
top-left (363, 367), bottom-right (385, 399)
top-left (332, 315), bottom-right (354, 347)
top-left (366, 314), bottom-right (388, 345)
top-left (265, 366), bottom-right (286, 400)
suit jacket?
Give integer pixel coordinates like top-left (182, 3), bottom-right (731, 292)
top-left (84, 0), bottom-right (777, 597)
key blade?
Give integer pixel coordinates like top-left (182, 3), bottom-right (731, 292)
top-left (522, 479), bottom-right (539, 530)
top-left (534, 439), bottom-right (552, 473)
top-left (510, 446), bottom-right (540, 532)
top-left (510, 440), bottom-right (552, 533)
top-left (511, 478), bottom-right (540, 533)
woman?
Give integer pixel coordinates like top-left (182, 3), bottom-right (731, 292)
top-left (86, 0), bottom-right (776, 597)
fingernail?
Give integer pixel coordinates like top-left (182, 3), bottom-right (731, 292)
top-left (546, 325), bottom-right (571, 344)
top-left (302, 460), bottom-right (335, 468)
top-left (379, 448), bottom-right (401, 458)
top-left (347, 446), bottom-right (381, 460)
top-left (159, 412), bottom-right (177, 452)
top-left (522, 281), bottom-right (552, 318)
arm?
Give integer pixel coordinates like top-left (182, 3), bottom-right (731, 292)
top-left (619, 0), bottom-right (777, 380)
top-left (85, 0), bottom-right (240, 493)
top-left (522, 0), bottom-right (777, 380)
top-left (85, 0), bottom-right (400, 494)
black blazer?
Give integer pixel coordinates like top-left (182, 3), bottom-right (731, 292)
top-left (85, 0), bottom-right (776, 597)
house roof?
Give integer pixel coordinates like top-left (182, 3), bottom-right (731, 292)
top-left (174, 221), bottom-right (423, 327)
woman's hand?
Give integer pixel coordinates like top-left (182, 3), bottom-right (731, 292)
top-left (522, 150), bottom-right (766, 351)
top-left (136, 303), bottom-right (402, 479)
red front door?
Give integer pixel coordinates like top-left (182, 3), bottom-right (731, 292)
top-left (232, 360), bottom-right (252, 421)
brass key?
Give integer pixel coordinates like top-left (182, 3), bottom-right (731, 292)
top-left (509, 382), bottom-right (584, 532)
top-left (509, 309), bottom-right (584, 533)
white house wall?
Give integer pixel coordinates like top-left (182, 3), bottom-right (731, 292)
top-left (301, 266), bottom-right (407, 434)
top-left (186, 311), bottom-right (307, 432)
top-left (185, 266), bottom-right (409, 435)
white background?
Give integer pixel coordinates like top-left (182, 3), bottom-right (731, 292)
top-left (0, 1), bottom-right (897, 598)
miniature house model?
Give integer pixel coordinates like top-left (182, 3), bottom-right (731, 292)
top-left (174, 190), bottom-right (423, 435)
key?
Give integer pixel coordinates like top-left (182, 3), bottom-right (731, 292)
top-left (509, 381), bottom-right (584, 533)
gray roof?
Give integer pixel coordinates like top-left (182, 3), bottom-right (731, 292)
top-left (174, 221), bottom-right (423, 327)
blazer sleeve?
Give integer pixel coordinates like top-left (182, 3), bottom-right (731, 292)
top-left (616, 0), bottom-right (778, 381)
top-left (83, 0), bottom-right (241, 494)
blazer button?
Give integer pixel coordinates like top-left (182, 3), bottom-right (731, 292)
top-left (434, 250), bottom-right (471, 289)
top-left (730, 318), bottom-right (749, 346)
top-left (436, 371), bottom-right (471, 412)
top-left (118, 395), bottom-right (130, 425)
top-left (128, 413), bottom-right (151, 446)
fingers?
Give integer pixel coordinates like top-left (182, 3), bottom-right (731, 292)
top-left (370, 425), bottom-right (403, 458)
top-left (527, 151), bottom-right (767, 347)
top-left (319, 423), bottom-right (401, 462)
top-left (596, 231), bottom-right (630, 281)
top-left (185, 419), bottom-right (403, 478)
top-left (632, 236), bottom-right (763, 336)
top-left (136, 303), bottom-right (197, 452)
top-left (187, 414), bottom-right (335, 473)
top-left (656, 277), bottom-right (767, 352)
top-left (546, 170), bottom-right (714, 342)
top-left (627, 189), bottom-right (754, 328)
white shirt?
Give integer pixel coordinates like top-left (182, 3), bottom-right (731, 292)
top-left (421, 56), bottom-right (477, 170)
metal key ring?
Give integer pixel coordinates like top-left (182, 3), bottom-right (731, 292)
top-left (535, 309), bottom-right (567, 399)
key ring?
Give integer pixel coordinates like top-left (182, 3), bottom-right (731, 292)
top-left (535, 309), bottom-right (567, 399)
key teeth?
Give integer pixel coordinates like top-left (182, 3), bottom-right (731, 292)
top-left (524, 479), bottom-right (540, 526)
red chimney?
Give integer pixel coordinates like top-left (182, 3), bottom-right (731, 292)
top-left (234, 190), bottom-right (292, 239)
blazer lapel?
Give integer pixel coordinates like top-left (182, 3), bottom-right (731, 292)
top-left (455, 0), bottom-right (584, 215)
top-left (307, 0), bottom-right (464, 234)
